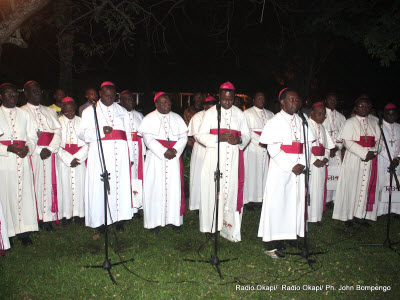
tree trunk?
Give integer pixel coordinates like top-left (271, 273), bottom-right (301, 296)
top-left (58, 30), bottom-right (74, 94)
top-left (0, 0), bottom-right (50, 46)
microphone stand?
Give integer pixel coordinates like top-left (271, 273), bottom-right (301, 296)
top-left (184, 104), bottom-right (237, 279)
top-left (357, 118), bottom-right (400, 249)
top-left (283, 112), bottom-right (326, 269)
top-left (84, 100), bottom-right (134, 284)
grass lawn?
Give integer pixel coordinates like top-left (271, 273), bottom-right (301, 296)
top-left (0, 203), bottom-right (399, 299)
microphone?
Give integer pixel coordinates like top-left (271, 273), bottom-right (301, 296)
top-left (216, 102), bottom-right (221, 122)
top-left (378, 111), bottom-right (384, 126)
top-left (298, 109), bottom-right (308, 125)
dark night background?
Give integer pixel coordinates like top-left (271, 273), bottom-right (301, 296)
top-left (1, 0), bottom-right (399, 115)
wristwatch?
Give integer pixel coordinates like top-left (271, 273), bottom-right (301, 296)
top-left (172, 148), bottom-right (178, 154)
top-left (238, 137), bottom-right (242, 144)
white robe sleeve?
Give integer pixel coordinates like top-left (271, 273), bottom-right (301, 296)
top-left (78, 108), bottom-right (105, 143)
top-left (197, 112), bottom-right (218, 148)
top-left (57, 148), bottom-right (74, 166)
top-left (143, 134), bottom-right (168, 160)
top-left (238, 115), bottom-right (251, 151)
top-left (173, 133), bottom-right (188, 157)
top-left (268, 143), bottom-right (299, 172)
top-left (26, 112), bottom-right (38, 156)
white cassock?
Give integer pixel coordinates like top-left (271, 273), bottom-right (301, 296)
top-left (243, 106), bottom-right (274, 204)
top-left (333, 115), bottom-right (381, 221)
top-left (0, 108), bottom-right (38, 239)
top-left (56, 115), bottom-right (88, 219)
top-left (79, 102), bottom-right (135, 228)
top-left (0, 127), bottom-right (10, 252)
top-left (21, 103), bottom-right (61, 223)
top-left (377, 120), bottom-right (400, 216)
top-left (322, 109), bottom-right (346, 202)
top-left (197, 106), bottom-right (250, 242)
top-left (127, 109), bottom-right (145, 210)
top-left (308, 118), bottom-right (335, 223)
top-left (138, 110), bottom-right (188, 229)
top-left (188, 110), bottom-right (206, 210)
top-left (258, 110), bottom-right (315, 242)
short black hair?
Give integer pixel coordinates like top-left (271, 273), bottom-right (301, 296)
top-left (0, 83), bottom-right (17, 94)
top-left (279, 88), bottom-right (297, 101)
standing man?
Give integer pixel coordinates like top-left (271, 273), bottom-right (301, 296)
top-left (333, 97), bottom-right (381, 226)
top-left (377, 103), bottom-right (400, 216)
top-left (258, 88), bottom-right (314, 257)
top-left (79, 88), bottom-right (98, 117)
top-left (21, 80), bottom-right (61, 231)
top-left (308, 102), bottom-right (335, 224)
top-left (49, 88), bottom-right (66, 117)
top-left (188, 96), bottom-right (217, 211)
top-left (138, 92), bottom-right (188, 232)
top-left (57, 97), bottom-right (88, 224)
top-left (79, 82), bottom-right (134, 231)
top-left (119, 90), bottom-right (145, 214)
top-left (322, 92), bottom-right (346, 206)
top-left (197, 82), bottom-right (250, 242)
top-left (0, 83), bottom-right (38, 245)
top-left (243, 92), bottom-right (274, 207)
top-left (183, 92), bottom-right (204, 125)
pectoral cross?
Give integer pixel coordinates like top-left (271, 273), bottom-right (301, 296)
top-left (167, 138), bottom-right (171, 147)
top-left (110, 130), bottom-right (112, 138)
top-left (68, 137), bottom-right (72, 147)
top-left (10, 134), bottom-right (15, 144)
top-left (294, 139), bottom-right (300, 146)
top-left (329, 129), bottom-right (335, 136)
top-left (363, 136), bottom-right (369, 143)
top-left (389, 140), bottom-right (395, 147)
top-left (37, 129), bottom-right (42, 138)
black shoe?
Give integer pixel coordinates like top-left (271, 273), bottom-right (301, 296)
top-left (171, 225), bottom-right (181, 233)
top-left (134, 211), bottom-right (143, 219)
top-left (150, 226), bottom-right (160, 233)
top-left (74, 217), bottom-right (85, 224)
top-left (345, 220), bottom-right (354, 227)
top-left (246, 204), bottom-right (255, 211)
top-left (21, 237), bottom-right (33, 246)
top-left (354, 217), bottom-right (370, 227)
top-left (115, 223), bottom-right (125, 232)
top-left (205, 232), bottom-right (213, 239)
top-left (62, 218), bottom-right (72, 226)
top-left (273, 240), bottom-right (286, 251)
top-left (286, 240), bottom-right (301, 248)
top-left (314, 221), bottom-right (322, 226)
top-left (43, 223), bottom-right (54, 231)
top-left (274, 250), bottom-right (286, 258)
top-left (97, 225), bottom-right (106, 234)
top-left (326, 202), bottom-right (334, 210)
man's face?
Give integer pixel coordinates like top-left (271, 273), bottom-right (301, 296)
top-left (311, 105), bottom-right (327, 124)
top-left (155, 95), bottom-right (171, 114)
top-left (54, 89), bottom-right (66, 104)
top-left (0, 86), bottom-right (18, 108)
top-left (325, 95), bottom-right (337, 110)
top-left (384, 109), bottom-right (398, 124)
top-left (220, 90), bottom-right (235, 110)
top-left (280, 91), bottom-right (301, 115)
top-left (86, 89), bottom-right (98, 103)
top-left (120, 93), bottom-right (135, 112)
top-left (204, 103), bottom-right (214, 111)
top-left (62, 103), bottom-right (76, 120)
top-left (100, 87), bottom-right (116, 107)
top-left (354, 99), bottom-right (371, 117)
top-left (193, 93), bottom-right (204, 107)
top-left (253, 93), bottom-right (265, 109)
top-left (24, 83), bottom-right (43, 106)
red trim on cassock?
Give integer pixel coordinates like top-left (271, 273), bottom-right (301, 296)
top-left (209, 128), bottom-right (244, 214)
top-left (156, 139), bottom-right (185, 216)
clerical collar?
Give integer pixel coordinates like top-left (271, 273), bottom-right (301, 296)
top-left (356, 114), bottom-right (367, 121)
top-left (253, 106), bottom-right (264, 112)
top-left (1, 106), bottom-right (15, 111)
top-left (383, 119), bottom-right (393, 127)
top-left (280, 109), bottom-right (293, 119)
top-left (27, 102), bottom-right (41, 108)
top-left (156, 110), bottom-right (170, 116)
top-left (221, 106), bottom-right (232, 112)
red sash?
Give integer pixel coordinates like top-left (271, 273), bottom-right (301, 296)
top-left (101, 130), bottom-right (127, 141)
top-left (209, 128), bottom-right (244, 214)
top-left (355, 136), bottom-right (376, 148)
top-left (62, 144), bottom-right (82, 155)
top-left (280, 142), bottom-right (304, 154)
top-left (254, 131), bottom-right (262, 136)
top-left (131, 132), bottom-right (144, 181)
top-left (312, 144), bottom-right (325, 156)
top-left (36, 131), bottom-right (59, 224)
top-left (156, 139), bottom-right (185, 216)
top-left (355, 136), bottom-right (377, 211)
top-left (0, 140), bottom-right (26, 148)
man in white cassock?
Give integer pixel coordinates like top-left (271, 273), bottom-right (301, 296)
top-left (138, 92), bottom-right (188, 233)
top-left (308, 102), bottom-right (335, 224)
top-left (188, 96), bottom-right (217, 211)
top-left (243, 92), bottom-right (274, 207)
top-left (258, 88), bottom-right (315, 258)
top-left (79, 82), bottom-right (134, 231)
top-left (0, 121), bottom-right (10, 253)
top-left (21, 81), bottom-right (61, 231)
top-left (333, 96), bottom-right (381, 226)
top-left (377, 103), bottom-right (400, 216)
top-left (56, 97), bottom-right (88, 224)
top-left (0, 83), bottom-right (38, 246)
top-left (119, 90), bottom-right (145, 215)
top-left (197, 82), bottom-right (250, 242)
top-left (322, 92), bottom-right (346, 205)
